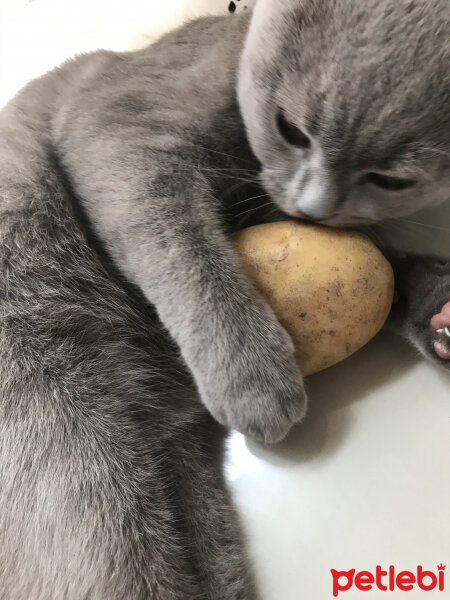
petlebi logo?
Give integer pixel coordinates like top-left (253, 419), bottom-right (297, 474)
top-left (331, 564), bottom-right (446, 597)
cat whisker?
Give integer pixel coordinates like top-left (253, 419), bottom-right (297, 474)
top-left (165, 165), bottom-right (259, 180)
top-left (228, 192), bottom-right (270, 208)
top-left (393, 218), bottom-right (450, 233)
top-left (185, 141), bottom-right (257, 165)
top-left (363, 225), bottom-right (388, 247)
top-left (235, 200), bottom-right (274, 227)
top-left (416, 145), bottom-right (450, 159)
top-left (219, 177), bottom-right (261, 200)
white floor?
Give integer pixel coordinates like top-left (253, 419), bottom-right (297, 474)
top-left (227, 332), bottom-right (450, 598)
top-left (1, 1), bottom-right (449, 598)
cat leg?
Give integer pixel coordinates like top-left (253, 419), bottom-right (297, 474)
top-left (0, 90), bottom-right (254, 599)
top-left (58, 121), bottom-right (307, 444)
top-left (0, 302), bottom-right (208, 599)
top-left (388, 254), bottom-right (450, 367)
top-left (169, 420), bottom-right (259, 600)
top-left (0, 165), bottom-right (203, 599)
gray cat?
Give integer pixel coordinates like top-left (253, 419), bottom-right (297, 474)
top-left (0, 0), bottom-right (448, 598)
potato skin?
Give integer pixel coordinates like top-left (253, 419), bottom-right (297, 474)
top-left (233, 222), bottom-right (395, 376)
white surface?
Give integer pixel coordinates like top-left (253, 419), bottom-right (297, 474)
top-left (1, 1), bottom-right (449, 598)
top-left (0, 0), bottom-right (238, 107)
top-left (227, 333), bottom-right (450, 598)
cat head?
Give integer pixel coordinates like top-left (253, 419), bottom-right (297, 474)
top-left (238, 0), bottom-right (450, 226)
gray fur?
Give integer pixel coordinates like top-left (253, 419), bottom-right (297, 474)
top-left (0, 1), bottom-right (449, 598)
top-left (239, 0), bottom-right (449, 225)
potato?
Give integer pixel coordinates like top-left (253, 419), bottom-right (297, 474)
top-left (233, 221), bottom-right (394, 376)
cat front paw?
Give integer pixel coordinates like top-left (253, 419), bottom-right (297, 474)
top-left (198, 342), bottom-right (307, 445)
top-left (219, 364), bottom-right (307, 445)
top-left (430, 301), bottom-right (450, 361)
top-left (391, 254), bottom-right (450, 368)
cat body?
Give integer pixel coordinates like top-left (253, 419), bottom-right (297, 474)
top-left (0, 15), bottom-right (261, 600)
top-left (0, 1), bottom-right (449, 598)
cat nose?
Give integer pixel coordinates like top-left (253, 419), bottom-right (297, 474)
top-left (294, 179), bottom-right (338, 222)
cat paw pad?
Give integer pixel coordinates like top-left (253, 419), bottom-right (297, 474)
top-left (431, 302), bottom-right (450, 360)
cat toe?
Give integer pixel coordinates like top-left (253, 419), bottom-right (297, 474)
top-left (430, 302), bottom-right (450, 360)
top-left (433, 329), bottom-right (450, 360)
top-left (430, 301), bottom-right (450, 330)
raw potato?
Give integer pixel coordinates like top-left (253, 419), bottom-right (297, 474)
top-left (233, 221), bottom-right (395, 376)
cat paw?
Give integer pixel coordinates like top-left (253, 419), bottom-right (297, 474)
top-left (220, 370), bottom-right (307, 445)
top-left (199, 349), bottom-right (307, 445)
top-left (430, 301), bottom-right (450, 360)
top-left (388, 254), bottom-right (450, 367)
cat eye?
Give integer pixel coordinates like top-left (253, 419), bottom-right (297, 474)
top-left (276, 111), bottom-right (311, 149)
top-left (358, 172), bottom-right (415, 191)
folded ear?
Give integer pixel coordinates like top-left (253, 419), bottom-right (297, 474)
top-left (238, 0), bottom-right (327, 162)
top-left (243, 0), bottom-right (327, 61)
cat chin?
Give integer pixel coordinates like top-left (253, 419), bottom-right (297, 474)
top-left (291, 214), bottom-right (379, 228)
